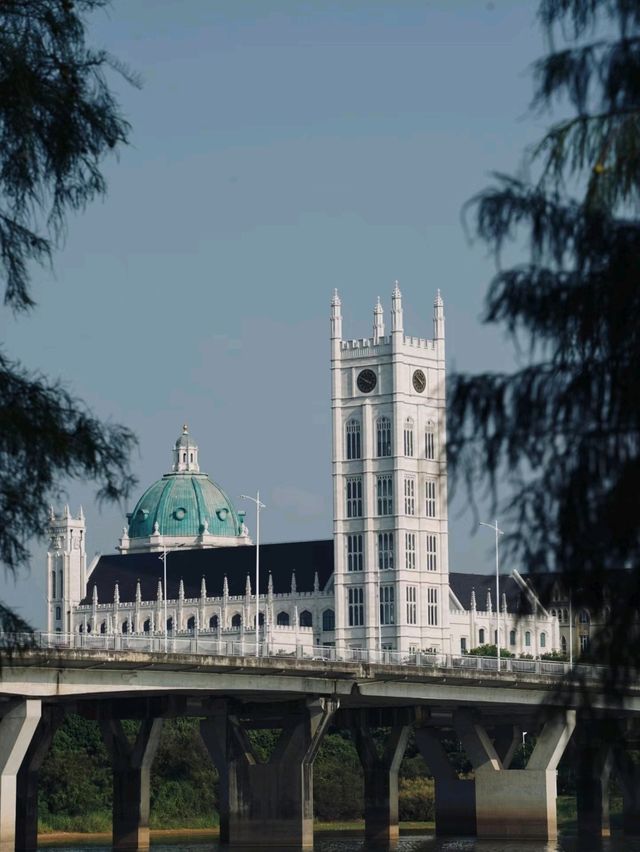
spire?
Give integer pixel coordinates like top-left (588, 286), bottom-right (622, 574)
top-left (200, 575), bottom-right (207, 599)
top-left (470, 588), bottom-right (476, 611)
top-left (92, 584), bottom-right (98, 605)
top-left (330, 289), bottom-right (343, 341)
top-left (372, 296), bottom-right (384, 344)
top-left (486, 589), bottom-right (492, 614)
top-left (135, 579), bottom-right (141, 603)
top-left (245, 574), bottom-right (251, 597)
top-left (433, 289), bottom-right (445, 340)
top-left (391, 281), bottom-right (403, 334)
top-left (49, 505), bottom-right (55, 521)
top-left (313, 571), bottom-right (320, 593)
top-left (171, 424), bottom-right (200, 473)
top-left (114, 583), bottom-right (120, 605)
top-left (178, 578), bottom-right (184, 601)
top-left (268, 572), bottom-right (273, 597)
top-left (223, 575), bottom-right (229, 598)
top-left (291, 571), bottom-right (297, 594)
top-left (501, 592), bottom-right (508, 613)
top-left (157, 579), bottom-right (163, 601)
top-left (78, 506), bottom-right (85, 521)
top-left (63, 504), bottom-right (70, 519)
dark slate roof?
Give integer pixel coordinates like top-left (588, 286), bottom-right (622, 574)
top-left (82, 540), bottom-right (334, 606)
top-left (449, 572), bottom-right (535, 615)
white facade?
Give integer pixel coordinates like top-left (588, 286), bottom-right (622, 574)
top-left (45, 286), bottom-right (560, 660)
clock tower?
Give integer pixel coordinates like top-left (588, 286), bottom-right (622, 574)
top-left (330, 284), bottom-right (450, 655)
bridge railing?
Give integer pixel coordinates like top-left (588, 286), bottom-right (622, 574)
top-left (16, 632), bottom-right (595, 680)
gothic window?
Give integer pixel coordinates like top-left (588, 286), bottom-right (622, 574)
top-left (346, 477), bottom-right (363, 518)
top-left (300, 610), bottom-right (313, 627)
top-left (143, 619), bottom-right (151, 633)
top-left (376, 417), bottom-right (392, 457)
top-left (380, 586), bottom-right (395, 625)
top-left (427, 588), bottom-right (438, 626)
top-left (348, 587), bottom-right (364, 626)
top-left (346, 419), bottom-right (361, 460)
top-left (59, 571), bottom-right (64, 599)
top-left (425, 422), bottom-right (436, 460)
top-left (479, 628), bottom-right (485, 644)
top-left (100, 621), bottom-right (107, 634)
top-left (425, 479), bottom-right (437, 517)
top-left (78, 623), bottom-right (84, 634)
top-left (579, 609), bottom-right (590, 624)
top-left (510, 629), bottom-right (516, 646)
top-left (460, 637), bottom-right (467, 653)
top-left (405, 533), bottom-right (416, 570)
top-left (231, 613), bottom-right (241, 628)
top-left (190, 453), bottom-right (194, 463)
top-left (122, 620), bottom-right (129, 634)
top-left (51, 571), bottom-right (56, 599)
top-left (253, 611), bottom-right (265, 627)
top-left (540, 632), bottom-right (546, 648)
top-left (551, 608), bottom-right (557, 618)
top-left (525, 630), bottom-right (531, 647)
top-left (406, 586), bottom-right (417, 625)
top-left (561, 635), bottom-right (567, 653)
top-left (404, 477), bottom-right (415, 515)
top-left (187, 615), bottom-right (196, 631)
top-left (209, 614), bottom-right (219, 630)
top-left (86, 623), bottom-right (92, 634)
top-left (322, 609), bottom-right (335, 631)
top-left (347, 534), bottom-right (363, 571)
top-left (580, 635), bottom-right (590, 652)
top-left (183, 453), bottom-right (186, 462)
top-left (55, 606), bottom-right (61, 621)
top-left (277, 611), bottom-right (290, 626)
top-left (563, 608), bottom-right (569, 622)
top-left (167, 617), bottom-right (174, 632)
top-left (426, 534), bottom-right (437, 571)
top-left (378, 532), bottom-right (394, 570)
top-left (404, 418), bottom-right (414, 457)
top-left (377, 474), bottom-right (393, 515)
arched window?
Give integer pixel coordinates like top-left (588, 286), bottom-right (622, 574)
top-left (345, 419), bottom-right (361, 460)
top-left (300, 610), bottom-right (312, 627)
top-left (561, 635), bottom-right (567, 653)
top-left (210, 614), bottom-right (219, 630)
top-left (59, 570), bottom-right (64, 599)
top-left (143, 619), bottom-right (151, 633)
top-left (478, 628), bottom-right (485, 644)
top-left (86, 623), bottom-right (92, 634)
top-left (122, 620), bottom-right (129, 634)
top-left (510, 629), bottom-right (516, 646)
top-left (563, 608), bottom-right (569, 622)
top-left (78, 623), bottom-right (84, 634)
top-left (525, 631), bottom-right (531, 647)
top-left (425, 421), bottom-right (436, 460)
top-left (51, 571), bottom-right (56, 599)
top-left (167, 617), bottom-right (174, 632)
top-left (190, 453), bottom-right (194, 463)
top-left (551, 609), bottom-right (557, 618)
top-left (187, 615), bottom-right (196, 632)
top-left (322, 609), bottom-right (335, 631)
top-left (579, 609), bottom-right (590, 625)
top-left (376, 417), bottom-right (392, 457)
top-left (182, 452), bottom-right (186, 462)
top-left (253, 611), bottom-right (265, 627)
top-left (540, 632), bottom-right (546, 648)
top-left (100, 621), bottom-right (107, 634)
top-left (231, 613), bottom-right (241, 628)
top-left (403, 418), bottom-right (414, 457)
top-left (277, 611), bottom-right (290, 626)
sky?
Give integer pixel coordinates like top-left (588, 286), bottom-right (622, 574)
top-left (0, 0), bottom-right (550, 628)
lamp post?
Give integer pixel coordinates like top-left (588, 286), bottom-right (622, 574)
top-left (241, 491), bottom-right (266, 656)
top-left (159, 542), bottom-right (186, 653)
top-left (480, 519), bottom-right (504, 668)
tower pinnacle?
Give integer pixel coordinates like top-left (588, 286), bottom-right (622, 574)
top-left (330, 289), bottom-right (342, 341)
top-left (372, 296), bottom-right (384, 344)
top-left (391, 281), bottom-right (403, 334)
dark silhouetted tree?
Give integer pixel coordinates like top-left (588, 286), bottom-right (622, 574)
top-left (0, 1), bottom-right (139, 638)
top-left (448, 0), bottom-right (640, 691)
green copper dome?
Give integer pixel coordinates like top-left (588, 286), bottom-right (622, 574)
top-left (126, 427), bottom-right (244, 541)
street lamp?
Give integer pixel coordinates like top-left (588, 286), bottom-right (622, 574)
top-left (480, 519), bottom-right (504, 669)
top-left (241, 491), bottom-right (266, 656)
top-left (158, 542), bottom-right (186, 653)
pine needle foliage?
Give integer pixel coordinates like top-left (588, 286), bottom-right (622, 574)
top-left (0, 1), bottom-right (138, 637)
top-left (448, 0), bottom-right (640, 693)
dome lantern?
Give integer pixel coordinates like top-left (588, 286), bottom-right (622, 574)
top-left (172, 424), bottom-right (200, 473)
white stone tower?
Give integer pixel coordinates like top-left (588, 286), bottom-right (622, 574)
top-left (331, 284), bottom-right (450, 655)
top-left (47, 506), bottom-right (87, 633)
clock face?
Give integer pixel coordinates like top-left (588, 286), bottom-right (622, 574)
top-left (357, 368), bottom-right (377, 393)
top-left (412, 369), bottom-right (426, 393)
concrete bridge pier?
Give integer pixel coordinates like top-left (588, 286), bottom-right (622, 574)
top-left (456, 709), bottom-right (576, 840)
top-left (200, 698), bottom-right (336, 848)
top-left (15, 706), bottom-right (64, 852)
top-left (612, 729), bottom-right (640, 835)
top-left (0, 700), bottom-right (41, 852)
top-left (100, 718), bottom-right (163, 851)
top-left (414, 726), bottom-right (476, 836)
top-left (575, 723), bottom-right (614, 838)
top-left (349, 713), bottom-right (410, 847)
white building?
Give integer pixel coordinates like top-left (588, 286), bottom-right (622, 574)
top-left (46, 286), bottom-right (559, 659)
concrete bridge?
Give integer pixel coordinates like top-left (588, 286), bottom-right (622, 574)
top-left (0, 638), bottom-right (638, 851)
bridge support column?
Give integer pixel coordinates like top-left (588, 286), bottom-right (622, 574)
top-left (101, 718), bottom-right (163, 851)
top-left (15, 706), bottom-right (64, 852)
top-left (456, 710), bottom-right (575, 840)
top-left (0, 700), bottom-right (41, 852)
top-left (200, 698), bottom-right (335, 848)
top-left (612, 730), bottom-right (640, 835)
top-left (575, 723), bottom-right (613, 838)
top-left (349, 713), bottom-right (410, 847)
top-left (414, 726), bottom-right (476, 836)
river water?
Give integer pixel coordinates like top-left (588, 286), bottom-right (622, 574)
top-left (38, 836), bottom-right (640, 852)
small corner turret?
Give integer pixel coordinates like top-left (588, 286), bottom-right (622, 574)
top-left (47, 506), bottom-right (86, 634)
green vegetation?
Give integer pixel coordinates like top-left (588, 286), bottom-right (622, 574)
top-left (466, 644), bottom-right (514, 658)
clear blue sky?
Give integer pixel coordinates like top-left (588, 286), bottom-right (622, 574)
top-left (0, 0), bottom-right (548, 627)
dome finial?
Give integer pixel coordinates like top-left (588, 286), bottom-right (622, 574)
top-left (183, 423), bottom-right (188, 433)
